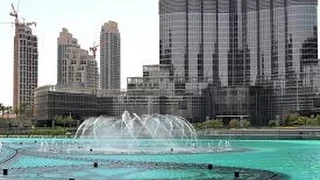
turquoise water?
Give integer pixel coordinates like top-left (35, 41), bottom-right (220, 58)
top-left (100, 140), bottom-right (320, 179)
top-left (0, 138), bottom-right (319, 179)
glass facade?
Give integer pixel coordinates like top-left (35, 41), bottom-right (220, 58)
top-left (159, 0), bottom-right (319, 123)
top-left (34, 85), bottom-right (204, 123)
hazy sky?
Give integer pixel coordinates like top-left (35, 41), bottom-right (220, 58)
top-left (0, 0), bottom-right (320, 106)
top-left (0, 0), bottom-right (159, 106)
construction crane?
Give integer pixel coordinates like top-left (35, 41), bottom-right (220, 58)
top-left (26, 22), bottom-right (37, 27)
top-left (89, 44), bottom-right (100, 59)
top-left (9, 3), bottom-right (19, 23)
top-left (7, 1), bottom-right (36, 28)
top-left (0, 22), bottom-right (14, 25)
top-left (0, 3), bottom-right (19, 26)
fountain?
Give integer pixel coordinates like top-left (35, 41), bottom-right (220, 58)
top-left (74, 111), bottom-right (199, 154)
top-left (0, 112), bottom-right (293, 179)
top-left (33, 111), bottom-right (235, 154)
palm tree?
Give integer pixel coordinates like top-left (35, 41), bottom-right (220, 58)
top-left (19, 103), bottom-right (27, 120)
top-left (13, 106), bottom-right (20, 119)
top-left (13, 103), bottom-right (28, 120)
top-left (26, 108), bottom-right (34, 119)
top-left (0, 104), bottom-right (5, 118)
top-left (6, 106), bottom-right (12, 118)
top-left (55, 116), bottom-right (66, 128)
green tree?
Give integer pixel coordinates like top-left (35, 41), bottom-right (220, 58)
top-left (13, 106), bottom-right (20, 119)
top-left (229, 119), bottom-right (240, 128)
top-left (25, 108), bottom-right (34, 120)
top-left (55, 115), bottom-right (74, 128)
top-left (55, 116), bottom-right (65, 127)
top-left (13, 103), bottom-right (28, 120)
top-left (6, 106), bottom-right (12, 115)
top-left (18, 103), bottom-right (27, 119)
top-left (65, 116), bottom-right (75, 127)
top-left (5, 106), bottom-right (12, 119)
top-left (0, 103), bottom-right (5, 118)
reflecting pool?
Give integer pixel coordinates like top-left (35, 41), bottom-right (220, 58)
top-left (0, 138), bottom-right (319, 179)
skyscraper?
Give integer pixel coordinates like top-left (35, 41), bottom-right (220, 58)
top-left (159, 0), bottom-right (318, 122)
top-left (57, 28), bottom-right (99, 89)
top-left (159, 0), bottom-right (317, 84)
top-left (13, 23), bottom-right (38, 112)
top-left (100, 21), bottom-right (121, 90)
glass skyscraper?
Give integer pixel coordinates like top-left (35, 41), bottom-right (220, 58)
top-left (159, 0), bottom-right (318, 123)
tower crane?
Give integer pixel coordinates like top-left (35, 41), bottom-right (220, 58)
top-left (26, 22), bottom-right (37, 27)
top-left (0, 3), bottom-right (18, 26)
top-left (89, 44), bottom-right (100, 59)
top-left (7, 2), bottom-right (37, 28)
top-left (9, 3), bottom-right (19, 23)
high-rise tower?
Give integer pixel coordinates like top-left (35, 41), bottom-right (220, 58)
top-left (13, 23), bottom-right (38, 112)
top-left (100, 21), bottom-right (121, 90)
top-left (57, 28), bottom-right (99, 89)
top-left (159, 0), bottom-right (318, 120)
top-left (159, 0), bottom-right (318, 86)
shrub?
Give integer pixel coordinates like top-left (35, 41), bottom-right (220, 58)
top-left (229, 119), bottom-right (240, 128)
top-left (284, 113), bottom-right (320, 126)
top-left (268, 120), bottom-right (277, 127)
top-left (193, 119), bottom-right (224, 130)
top-left (298, 116), bottom-right (309, 125)
top-left (241, 119), bottom-right (251, 128)
top-left (305, 118), bottom-right (319, 126)
top-left (205, 119), bottom-right (224, 129)
top-left (193, 123), bottom-right (205, 130)
top-left (316, 115), bottom-right (320, 124)
top-left (55, 116), bottom-right (75, 128)
top-left (29, 127), bottom-right (67, 136)
top-left (285, 113), bottom-right (300, 126)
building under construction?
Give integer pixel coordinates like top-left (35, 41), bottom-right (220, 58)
top-left (10, 4), bottom-right (38, 114)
